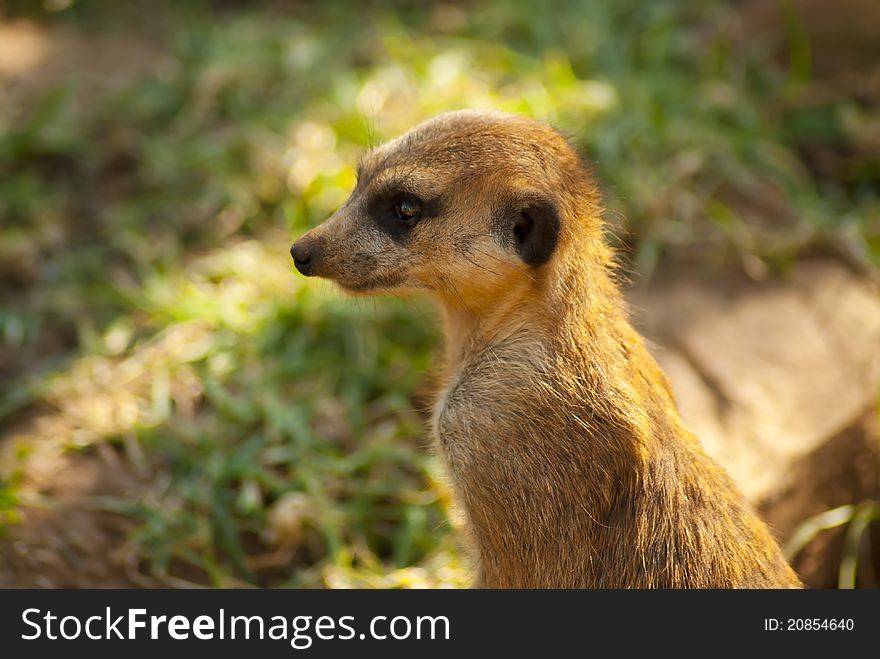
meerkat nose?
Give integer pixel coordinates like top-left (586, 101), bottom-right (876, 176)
top-left (290, 241), bottom-right (316, 276)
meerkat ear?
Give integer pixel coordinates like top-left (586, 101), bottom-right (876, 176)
top-left (512, 197), bottom-right (560, 267)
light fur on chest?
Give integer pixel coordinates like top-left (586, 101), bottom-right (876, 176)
top-left (431, 339), bottom-right (550, 474)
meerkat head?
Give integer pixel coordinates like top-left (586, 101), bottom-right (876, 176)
top-left (290, 110), bottom-right (598, 309)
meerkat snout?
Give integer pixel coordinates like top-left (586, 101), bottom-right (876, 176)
top-left (290, 240), bottom-right (318, 276)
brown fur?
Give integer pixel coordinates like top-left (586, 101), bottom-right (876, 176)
top-left (291, 110), bottom-right (803, 588)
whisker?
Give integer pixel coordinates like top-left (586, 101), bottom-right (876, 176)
top-left (467, 244), bottom-right (539, 284)
top-left (463, 256), bottom-right (504, 279)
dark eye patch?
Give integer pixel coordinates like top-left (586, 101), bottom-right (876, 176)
top-left (366, 182), bottom-right (441, 244)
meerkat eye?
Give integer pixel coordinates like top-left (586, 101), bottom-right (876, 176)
top-left (393, 195), bottom-right (422, 225)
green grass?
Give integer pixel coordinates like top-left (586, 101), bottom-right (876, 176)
top-left (0, 0), bottom-right (877, 586)
top-left (0, 476), bottom-right (21, 538)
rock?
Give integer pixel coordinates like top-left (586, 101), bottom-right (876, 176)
top-left (631, 260), bottom-right (880, 586)
top-left (632, 260), bottom-right (880, 503)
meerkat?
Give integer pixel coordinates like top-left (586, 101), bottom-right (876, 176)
top-left (290, 110), bottom-right (802, 588)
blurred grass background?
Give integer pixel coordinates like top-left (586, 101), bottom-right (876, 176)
top-left (0, 0), bottom-right (878, 587)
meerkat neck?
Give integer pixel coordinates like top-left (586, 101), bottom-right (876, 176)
top-left (434, 225), bottom-right (675, 446)
top-left (437, 277), bottom-right (546, 371)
